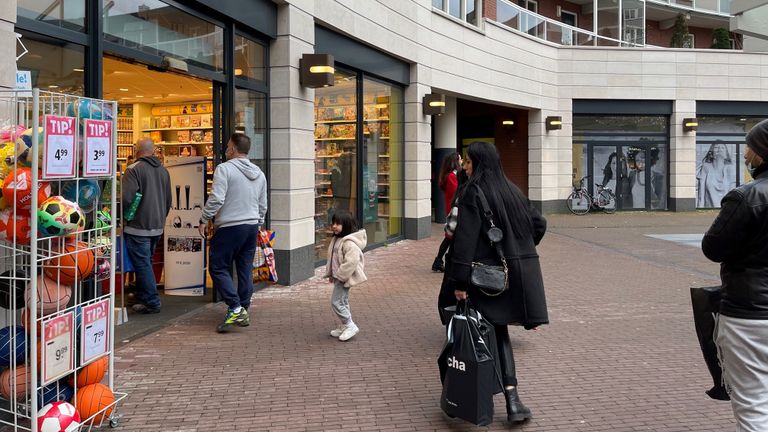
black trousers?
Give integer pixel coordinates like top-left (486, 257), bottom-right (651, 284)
top-left (434, 237), bottom-right (451, 263)
top-left (494, 324), bottom-right (517, 387)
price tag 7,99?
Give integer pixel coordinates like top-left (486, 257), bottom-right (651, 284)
top-left (42, 312), bottom-right (74, 384)
top-left (83, 119), bottom-right (113, 177)
top-left (82, 299), bottom-right (110, 364)
top-left (43, 115), bottom-right (77, 179)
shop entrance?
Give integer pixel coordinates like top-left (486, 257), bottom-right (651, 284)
top-left (103, 56), bottom-right (219, 338)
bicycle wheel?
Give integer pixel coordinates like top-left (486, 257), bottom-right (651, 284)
top-left (599, 190), bottom-right (617, 214)
top-left (566, 191), bottom-right (591, 215)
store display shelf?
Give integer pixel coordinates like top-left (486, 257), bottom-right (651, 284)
top-left (159, 141), bottom-right (213, 145)
top-left (315, 119), bottom-right (355, 124)
top-left (315, 172), bottom-right (331, 175)
top-left (317, 154), bottom-right (343, 158)
top-left (117, 143), bottom-right (134, 146)
top-left (315, 137), bottom-right (355, 141)
top-left (317, 182), bottom-right (331, 186)
top-left (366, 118), bottom-right (390, 122)
top-left (142, 127), bottom-right (213, 131)
top-left (377, 183), bottom-right (389, 186)
top-left (117, 129), bottom-right (133, 132)
top-left (379, 172), bottom-right (390, 175)
top-left (378, 155), bottom-right (390, 158)
top-left (316, 194), bottom-right (334, 198)
top-left (117, 157), bottom-right (128, 160)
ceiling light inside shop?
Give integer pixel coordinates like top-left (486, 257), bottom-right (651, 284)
top-left (135, 95), bottom-right (144, 98)
top-left (119, 88), bottom-right (129, 92)
top-left (73, 68), bottom-right (84, 72)
top-left (502, 120), bottom-right (515, 126)
top-left (234, 68), bottom-right (243, 76)
top-left (48, 85), bottom-right (59, 89)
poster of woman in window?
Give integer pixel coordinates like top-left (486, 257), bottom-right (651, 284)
top-left (696, 141), bottom-right (736, 208)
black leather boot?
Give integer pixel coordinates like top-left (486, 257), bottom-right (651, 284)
top-left (505, 387), bottom-right (532, 423)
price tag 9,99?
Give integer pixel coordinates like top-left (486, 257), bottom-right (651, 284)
top-left (83, 119), bottom-right (113, 177)
top-left (43, 115), bottom-right (77, 179)
top-left (42, 312), bottom-right (74, 384)
top-left (82, 299), bottom-right (110, 364)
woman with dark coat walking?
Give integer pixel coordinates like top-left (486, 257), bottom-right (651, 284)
top-left (439, 141), bottom-right (548, 424)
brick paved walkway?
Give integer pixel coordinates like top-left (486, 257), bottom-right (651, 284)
top-left (113, 212), bottom-right (735, 431)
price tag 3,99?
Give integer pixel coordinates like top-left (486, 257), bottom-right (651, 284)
top-left (82, 299), bottom-right (110, 364)
top-left (43, 115), bottom-right (77, 179)
top-left (42, 312), bottom-right (74, 384)
top-left (83, 119), bottom-right (113, 177)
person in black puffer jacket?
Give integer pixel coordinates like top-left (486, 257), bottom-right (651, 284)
top-left (703, 118), bottom-right (768, 431)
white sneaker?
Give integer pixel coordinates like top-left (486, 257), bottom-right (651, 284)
top-left (330, 325), bottom-right (346, 338)
top-left (338, 323), bottom-right (359, 341)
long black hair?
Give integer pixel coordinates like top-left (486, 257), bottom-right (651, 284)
top-left (464, 141), bottom-right (533, 238)
top-left (331, 209), bottom-right (359, 237)
top-left (438, 152), bottom-right (461, 190)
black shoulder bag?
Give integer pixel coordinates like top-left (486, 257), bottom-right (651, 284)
top-left (470, 186), bottom-right (508, 296)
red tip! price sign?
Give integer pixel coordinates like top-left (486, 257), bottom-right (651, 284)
top-left (42, 312), bottom-right (75, 384)
top-left (84, 119), bottom-right (113, 177)
top-left (81, 299), bottom-right (110, 364)
top-left (43, 115), bottom-right (77, 179)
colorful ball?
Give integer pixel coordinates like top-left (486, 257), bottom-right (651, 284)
top-left (0, 209), bottom-right (31, 245)
top-left (2, 168), bottom-right (51, 210)
top-left (94, 210), bottom-right (111, 234)
top-left (60, 180), bottom-right (100, 214)
top-left (38, 401), bottom-right (81, 432)
top-left (0, 144), bottom-right (17, 180)
top-left (37, 196), bottom-right (85, 238)
top-left (0, 326), bottom-right (26, 368)
top-left (68, 356), bottom-right (107, 388)
top-left (0, 364), bottom-right (29, 400)
top-left (66, 100), bottom-right (113, 132)
top-left (39, 381), bottom-right (75, 408)
top-left (74, 383), bottom-right (114, 423)
top-left (25, 274), bottom-right (71, 316)
top-left (0, 125), bottom-right (26, 143)
top-left (43, 241), bottom-right (95, 285)
top-left (0, 270), bottom-right (26, 310)
top-left (15, 127), bottom-right (44, 168)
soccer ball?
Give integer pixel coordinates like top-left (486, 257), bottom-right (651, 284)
top-left (94, 209), bottom-right (111, 233)
top-left (0, 209), bottom-right (32, 244)
top-left (66, 100), bottom-right (113, 132)
top-left (14, 127), bottom-right (44, 167)
top-left (37, 196), bottom-right (85, 237)
top-left (37, 401), bottom-right (81, 432)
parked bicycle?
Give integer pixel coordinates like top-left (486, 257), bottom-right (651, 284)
top-left (566, 175), bottom-right (617, 215)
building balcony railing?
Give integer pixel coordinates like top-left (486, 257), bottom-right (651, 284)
top-left (495, 0), bottom-right (645, 47)
top-left (647, 0), bottom-right (732, 16)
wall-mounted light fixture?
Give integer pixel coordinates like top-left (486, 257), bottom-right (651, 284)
top-left (502, 119), bottom-right (515, 127)
top-left (545, 116), bottom-right (563, 131)
top-left (683, 117), bottom-right (699, 132)
top-left (300, 54), bottom-right (335, 88)
top-left (423, 93), bottom-right (446, 116)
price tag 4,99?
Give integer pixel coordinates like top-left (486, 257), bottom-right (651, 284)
top-left (43, 115), bottom-right (77, 178)
top-left (82, 299), bottom-right (110, 364)
top-left (42, 312), bottom-right (74, 384)
top-left (83, 119), bottom-right (113, 177)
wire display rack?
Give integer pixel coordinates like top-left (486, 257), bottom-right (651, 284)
top-left (0, 89), bottom-right (123, 431)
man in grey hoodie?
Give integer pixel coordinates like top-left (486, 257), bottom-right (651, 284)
top-left (199, 133), bottom-right (268, 332)
top-left (122, 138), bottom-right (172, 314)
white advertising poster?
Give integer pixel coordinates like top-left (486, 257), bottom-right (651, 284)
top-left (164, 156), bottom-right (206, 296)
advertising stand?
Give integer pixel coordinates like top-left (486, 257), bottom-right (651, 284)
top-left (0, 89), bottom-right (125, 431)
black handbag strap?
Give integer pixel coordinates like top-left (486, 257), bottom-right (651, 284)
top-left (474, 185), bottom-right (507, 265)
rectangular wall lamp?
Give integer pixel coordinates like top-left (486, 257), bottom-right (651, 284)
top-left (683, 117), bottom-right (699, 132)
top-left (300, 54), bottom-right (335, 88)
top-left (545, 116), bottom-right (562, 131)
top-left (502, 120), bottom-right (515, 126)
top-left (423, 93), bottom-right (446, 116)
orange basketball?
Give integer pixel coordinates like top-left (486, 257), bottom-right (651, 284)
top-left (25, 275), bottom-right (71, 316)
top-left (0, 365), bottom-right (29, 400)
top-left (43, 241), bottom-right (94, 285)
top-left (68, 356), bottom-right (107, 387)
top-left (74, 383), bottom-right (114, 423)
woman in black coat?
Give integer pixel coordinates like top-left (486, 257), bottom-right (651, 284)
top-left (439, 141), bottom-right (548, 424)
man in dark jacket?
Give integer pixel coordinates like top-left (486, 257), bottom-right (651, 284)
top-left (703, 118), bottom-right (768, 431)
top-left (122, 138), bottom-right (172, 314)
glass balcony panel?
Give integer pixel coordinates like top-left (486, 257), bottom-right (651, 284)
top-left (720, 0), bottom-right (731, 13)
top-left (546, 23), bottom-right (567, 45)
top-left (696, 0), bottom-right (718, 11)
top-left (597, 37), bottom-right (620, 46)
top-left (522, 12), bottom-right (545, 37)
top-left (576, 32), bottom-right (596, 46)
top-left (496, 0), bottom-right (521, 29)
top-left (673, 0), bottom-right (694, 7)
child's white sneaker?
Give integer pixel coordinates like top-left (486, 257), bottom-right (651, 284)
top-left (339, 322), bottom-right (359, 341)
top-left (330, 325), bottom-right (345, 338)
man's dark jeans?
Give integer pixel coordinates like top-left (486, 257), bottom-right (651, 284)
top-left (124, 233), bottom-right (162, 310)
top-left (209, 224), bottom-right (259, 310)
